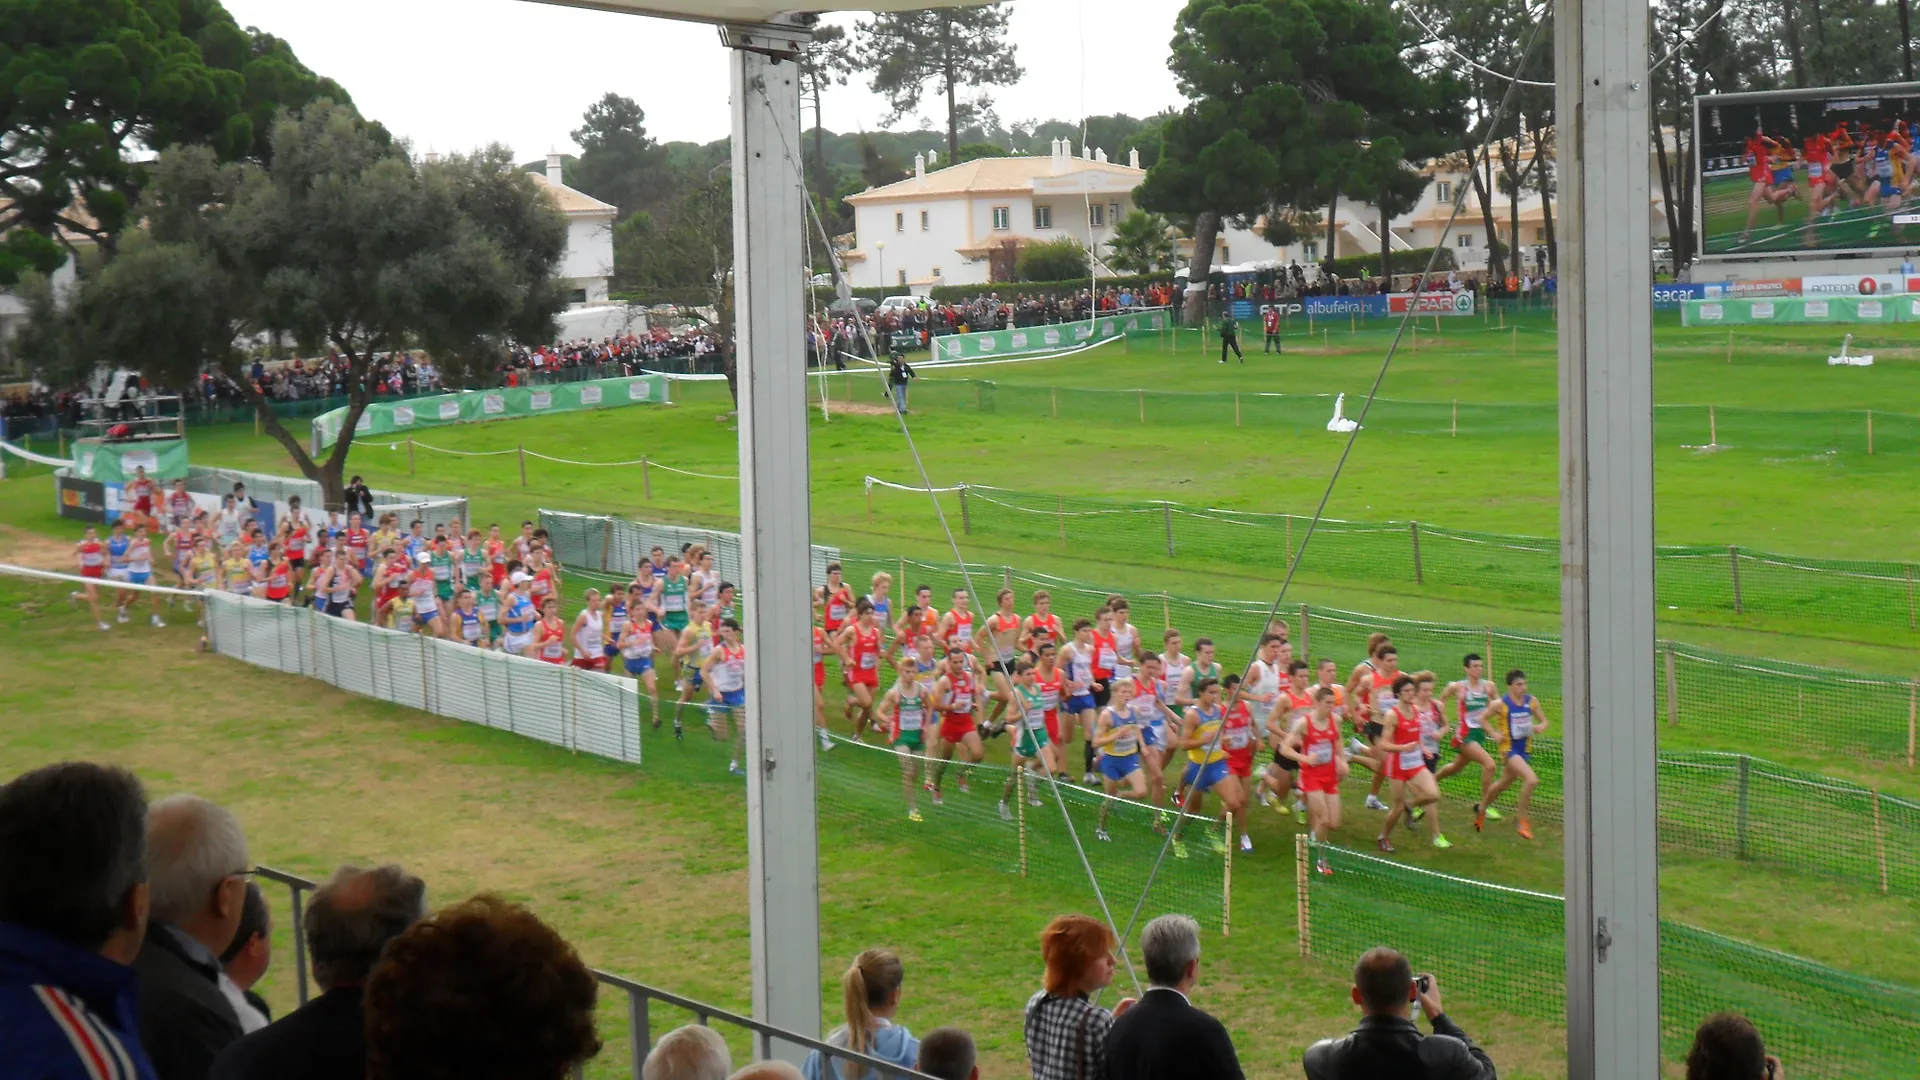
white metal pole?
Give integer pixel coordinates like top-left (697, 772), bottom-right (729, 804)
top-left (726, 23), bottom-right (821, 1062)
top-left (1556, 0), bottom-right (1659, 1075)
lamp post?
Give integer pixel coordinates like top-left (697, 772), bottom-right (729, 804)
top-left (875, 240), bottom-right (886, 290)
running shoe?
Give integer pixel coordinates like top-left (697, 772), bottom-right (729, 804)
top-left (1257, 788), bottom-right (1273, 808)
top-left (1239, 834), bottom-right (1253, 853)
top-left (1317, 858), bottom-right (1333, 876)
top-left (923, 779), bottom-right (935, 793)
top-left (1209, 833), bottom-right (1228, 856)
top-left (818, 733), bottom-right (834, 751)
top-left (97, 622), bottom-right (111, 632)
top-left (998, 801), bottom-right (1012, 822)
top-left (1347, 737), bottom-right (1370, 756)
top-left (150, 615), bottom-right (166, 628)
top-left (1410, 806), bottom-right (1426, 823)
top-left (1473, 810), bottom-right (1485, 833)
top-left (908, 809), bottom-right (923, 823)
top-left (1483, 805), bottom-right (1503, 821)
top-left (1364, 794), bottom-right (1389, 811)
top-left (1517, 820), bottom-right (1534, 841)
top-left (930, 790), bottom-right (944, 807)
top-left (1431, 834), bottom-right (1452, 850)
top-left (957, 775), bottom-right (970, 794)
top-left (1030, 794), bottom-right (1043, 808)
top-left (1095, 828), bottom-right (1112, 843)
top-left (673, 721), bottom-right (684, 742)
top-left (1376, 837), bottom-right (1396, 853)
top-left (116, 607), bottom-right (129, 624)
top-left (1082, 771), bottom-right (1097, 785)
top-left (1294, 801), bottom-right (1308, 825)
top-left (727, 761), bottom-right (743, 776)
top-left (1172, 840), bottom-right (1190, 860)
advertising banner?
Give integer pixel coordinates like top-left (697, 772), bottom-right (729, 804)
top-left (1702, 279), bottom-right (1801, 298)
top-left (1797, 274), bottom-right (1908, 296)
top-left (1653, 283), bottom-right (1707, 308)
top-left (1296, 296), bottom-right (1389, 316)
top-left (1387, 291), bottom-right (1477, 316)
top-left (56, 475), bottom-right (107, 523)
top-left (310, 374), bottom-right (672, 453)
top-left (1682, 295), bottom-right (1920, 325)
top-left (930, 310), bottom-right (1167, 363)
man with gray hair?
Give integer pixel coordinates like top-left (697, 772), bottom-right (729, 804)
top-left (135, 794), bottom-right (253, 1080)
top-left (1103, 913), bottom-right (1243, 1080)
top-left (642, 1024), bottom-right (733, 1080)
top-left (209, 864), bottom-right (427, 1080)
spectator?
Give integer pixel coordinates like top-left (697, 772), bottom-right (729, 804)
top-left (643, 1025), bottom-right (733, 1080)
top-left (363, 894), bottom-right (599, 1080)
top-left (136, 794), bottom-right (253, 1080)
top-left (1686, 1013), bottom-right (1782, 1080)
top-left (803, 948), bottom-right (918, 1080)
top-left (0, 762), bottom-right (158, 1080)
top-left (887, 352), bottom-right (916, 414)
top-left (730, 1065), bottom-right (804, 1080)
top-left (1105, 914), bottom-right (1242, 1080)
top-left (217, 882), bottom-right (271, 1033)
top-left (344, 476), bottom-right (375, 519)
top-left (915, 1027), bottom-right (977, 1080)
top-left (1024, 914), bottom-right (1127, 1080)
top-left (209, 864), bottom-right (428, 1080)
top-left (1301, 947), bottom-right (1495, 1080)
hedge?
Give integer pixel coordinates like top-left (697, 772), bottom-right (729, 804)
top-left (1317, 246), bottom-right (1456, 280)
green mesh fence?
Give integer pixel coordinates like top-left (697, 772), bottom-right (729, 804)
top-left (862, 482), bottom-right (1920, 632)
top-left (1301, 841), bottom-right (1920, 1080)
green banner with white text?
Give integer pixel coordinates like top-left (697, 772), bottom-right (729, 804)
top-left (930, 310), bottom-right (1167, 363)
top-left (1682, 295), bottom-right (1920, 326)
top-left (310, 374), bottom-right (672, 453)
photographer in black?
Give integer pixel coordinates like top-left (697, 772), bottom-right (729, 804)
top-left (1302, 947), bottom-right (1496, 1080)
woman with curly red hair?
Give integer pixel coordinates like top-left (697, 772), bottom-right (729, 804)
top-left (1023, 915), bottom-right (1133, 1080)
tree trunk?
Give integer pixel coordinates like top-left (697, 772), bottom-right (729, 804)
top-left (1379, 200), bottom-right (1392, 282)
top-left (812, 84), bottom-right (827, 202)
top-left (942, 20), bottom-right (959, 163)
top-left (1780, 0), bottom-right (1809, 86)
top-left (1183, 210), bottom-right (1221, 326)
top-left (1532, 125), bottom-right (1558, 276)
top-left (1654, 116), bottom-right (1679, 270)
top-left (1675, 91), bottom-right (1698, 268)
top-left (1467, 137), bottom-right (1506, 280)
top-left (234, 363), bottom-right (358, 509)
top-left (1324, 194), bottom-right (1339, 265)
top-left (1499, 141), bottom-right (1522, 277)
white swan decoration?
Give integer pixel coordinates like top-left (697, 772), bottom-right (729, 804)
top-left (1327, 392), bottom-right (1360, 432)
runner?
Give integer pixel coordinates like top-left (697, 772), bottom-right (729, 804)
top-left (571, 589), bottom-right (609, 671)
top-left (835, 598), bottom-right (885, 739)
top-left (163, 478), bottom-right (194, 529)
top-left (657, 558), bottom-right (693, 682)
top-left (1084, 606), bottom-right (1120, 783)
top-left (876, 656), bottom-right (933, 822)
top-left (1032, 641), bottom-right (1067, 749)
top-left (534, 597), bottom-right (569, 665)
top-left (1478, 668), bottom-right (1548, 840)
top-left (1174, 677), bottom-right (1241, 856)
top-left (371, 548), bottom-right (411, 628)
top-left (1261, 659), bottom-right (1315, 822)
top-left (70, 524), bottom-right (111, 631)
top-left (484, 524), bottom-right (508, 588)
top-left (1092, 677), bottom-right (1150, 842)
top-left (1435, 652), bottom-right (1503, 824)
top-left (343, 513), bottom-right (372, 576)
top-left (928, 648), bottom-right (984, 803)
top-left (125, 466), bottom-right (157, 521)
top-left (1280, 685), bottom-right (1349, 875)
top-left (811, 622), bottom-right (835, 752)
top-left (701, 619), bottom-right (748, 775)
top-left (500, 572), bottom-right (539, 658)
top-left (1217, 674), bottom-right (1258, 853)
top-left (692, 550), bottom-right (722, 610)
top-left (1020, 589), bottom-right (1064, 654)
top-left (936, 587), bottom-right (975, 659)
top-left (221, 541), bottom-right (258, 597)
top-left (103, 521), bottom-right (134, 622)
top-left (1131, 652), bottom-right (1174, 813)
top-left (981, 588), bottom-right (1023, 732)
top-left (514, 520), bottom-right (538, 564)
top-left (819, 563), bottom-right (854, 639)
top-left (999, 657), bottom-right (1059, 821)
top-left (121, 517), bottom-right (165, 627)
top-left (865, 571), bottom-right (893, 635)
top-left (1375, 673), bottom-right (1449, 852)
top-left (1356, 641), bottom-right (1404, 812)
top-left (451, 589), bottom-right (489, 648)
top-left (282, 504), bottom-right (312, 599)
top-left (405, 551), bottom-right (445, 637)
top-left (1174, 636), bottom-right (1220, 709)
top-left (617, 596), bottom-right (662, 724)
top-left (320, 546), bottom-right (362, 620)
top-left (671, 598), bottom-right (718, 739)
top-left (1057, 619), bottom-right (1101, 778)
top-left (262, 542), bottom-right (294, 606)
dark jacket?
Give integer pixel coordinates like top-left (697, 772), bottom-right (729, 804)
top-left (208, 986), bottom-right (367, 1080)
top-left (133, 924), bottom-right (242, 1080)
top-left (1302, 1013), bottom-right (1497, 1080)
top-left (0, 920), bottom-right (160, 1080)
top-left (1102, 986), bottom-right (1243, 1080)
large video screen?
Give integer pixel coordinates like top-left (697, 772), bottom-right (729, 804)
top-left (1697, 83), bottom-right (1920, 256)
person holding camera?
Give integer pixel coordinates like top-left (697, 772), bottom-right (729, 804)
top-left (1302, 947), bottom-right (1496, 1080)
top-left (1686, 1013), bottom-right (1784, 1080)
top-left (886, 350), bottom-right (916, 414)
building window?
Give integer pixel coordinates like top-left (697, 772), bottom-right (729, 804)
top-left (931, 266), bottom-right (942, 279)
top-left (992, 206), bottom-right (1011, 231)
top-left (1221, 245), bottom-right (1230, 263)
top-left (568, 288), bottom-right (588, 304)
top-left (1109, 202), bottom-right (1121, 224)
top-left (1457, 233), bottom-right (1474, 248)
top-left (1435, 181), bottom-right (1452, 203)
top-left (1302, 241), bottom-right (1318, 261)
top-left (895, 212), bottom-right (904, 232)
top-left (920, 210), bottom-right (930, 231)
top-left (1089, 203), bottom-right (1105, 227)
top-left (1033, 205), bottom-right (1052, 230)
top-left (897, 269), bottom-right (907, 286)
top-left (1534, 227), bottom-right (1546, 242)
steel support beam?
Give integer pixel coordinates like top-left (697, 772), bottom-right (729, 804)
top-left (728, 25), bottom-right (821, 1061)
top-left (1556, 0), bottom-right (1660, 1076)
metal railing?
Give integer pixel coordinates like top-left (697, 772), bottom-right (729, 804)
top-left (252, 864), bottom-right (933, 1080)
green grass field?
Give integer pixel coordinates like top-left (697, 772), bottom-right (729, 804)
top-left (6, 309), bottom-right (1920, 1077)
top-left (1700, 171), bottom-right (1920, 254)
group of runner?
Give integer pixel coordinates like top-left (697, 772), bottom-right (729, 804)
top-left (1742, 121), bottom-right (1916, 244)
top-left (809, 569), bottom-right (1548, 869)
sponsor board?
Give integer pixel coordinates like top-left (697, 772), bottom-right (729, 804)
top-left (1652, 283), bottom-right (1707, 307)
top-left (1387, 291), bottom-right (1476, 316)
top-left (438, 400), bottom-right (461, 420)
top-left (530, 391), bottom-right (553, 410)
top-left (1703, 279), bottom-right (1800, 298)
top-left (484, 394), bottom-right (506, 414)
top-left (1800, 274), bottom-right (1906, 296)
top-left (57, 475), bottom-right (107, 522)
top-left (393, 406), bottom-right (415, 427)
top-left (625, 382), bottom-right (649, 401)
top-left (580, 386), bottom-right (603, 405)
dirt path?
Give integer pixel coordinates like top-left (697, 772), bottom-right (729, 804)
top-left (0, 523), bottom-right (74, 571)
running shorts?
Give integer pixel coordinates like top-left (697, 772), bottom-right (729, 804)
top-left (1091, 685), bottom-right (1112, 709)
top-left (128, 572), bottom-right (150, 586)
top-left (1880, 179), bottom-right (1901, 199)
top-left (1100, 753), bottom-right (1141, 781)
top-left (716, 688), bottom-right (746, 709)
top-left (1226, 748), bottom-right (1254, 779)
top-left (1388, 754), bottom-right (1429, 782)
top-left (937, 714), bottom-right (975, 743)
top-left (1063, 693), bottom-right (1097, 715)
top-left (1016, 725), bottom-right (1050, 759)
top-left (624, 656), bottom-right (654, 676)
top-left (1272, 749), bottom-right (1300, 772)
top-left (991, 656), bottom-right (1016, 679)
top-left (893, 731), bottom-right (924, 752)
top-left (848, 669), bottom-right (879, 689)
top-left (1043, 712), bottom-right (1065, 745)
top-left (683, 669), bottom-right (705, 691)
top-left (289, 556), bottom-right (306, 570)
top-left (504, 630), bottom-right (534, 654)
top-left (1300, 765), bottom-right (1339, 794)
top-left (80, 566), bottom-right (104, 580)
top-left (573, 655), bottom-right (608, 672)
top-left (325, 599), bottom-right (354, 618)
top-left (813, 663), bottom-right (825, 690)
top-left (1772, 167), bottom-right (1793, 186)
top-left (412, 610), bottom-right (438, 629)
top-left (1425, 753), bottom-right (1440, 775)
top-left (1464, 727), bottom-right (1493, 751)
top-left (1362, 720), bottom-right (1384, 742)
top-left (1507, 736), bottom-right (1531, 763)
top-left (662, 612), bottom-right (689, 632)
top-left (1182, 758), bottom-right (1230, 793)
top-left (107, 568), bottom-right (130, 583)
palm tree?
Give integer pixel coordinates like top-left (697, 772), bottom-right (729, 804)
top-left (1105, 211), bottom-right (1177, 275)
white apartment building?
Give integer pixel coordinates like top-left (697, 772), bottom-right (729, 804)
top-left (529, 153), bottom-right (617, 305)
top-left (843, 140), bottom-right (1148, 289)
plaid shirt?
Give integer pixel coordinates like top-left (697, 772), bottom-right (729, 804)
top-left (1024, 990), bottom-right (1112, 1080)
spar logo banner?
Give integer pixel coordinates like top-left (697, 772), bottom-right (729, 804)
top-left (1387, 291), bottom-right (1476, 316)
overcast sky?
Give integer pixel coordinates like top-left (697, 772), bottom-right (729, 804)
top-left (221, 1), bottom-right (1188, 160)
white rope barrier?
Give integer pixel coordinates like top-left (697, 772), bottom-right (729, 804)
top-left (366, 437), bottom-right (741, 479)
top-left (0, 439), bottom-right (75, 467)
top-left (0, 563), bottom-right (205, 598)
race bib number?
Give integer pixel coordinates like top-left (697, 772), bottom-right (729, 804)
top-left (1307, 743), bottom-right (1334, 766)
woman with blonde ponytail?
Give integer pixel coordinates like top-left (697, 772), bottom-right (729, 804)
top-left (801, 948), bottom-right (919, 1080)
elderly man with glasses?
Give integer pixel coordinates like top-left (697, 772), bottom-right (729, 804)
top-left (133, 794), bottom-right (254, 1080)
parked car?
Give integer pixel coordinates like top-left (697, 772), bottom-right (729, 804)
top-left (878, 295), bottom-right (923, 314)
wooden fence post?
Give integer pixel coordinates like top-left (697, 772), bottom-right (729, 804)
top-left (1299, 604), bottom-right (1311, 660)
top-left (1908, 679), bottom-right (1917, 769)
top-left (1234, 391), bottom-right (1241, 428)
top-left (599, 517), bottom-right (613, 573)
top-left (406, 437), bottom-right (415, 475)
top-left (1017, 766), bottom-right (1028, 877)
top-left (1409, 521), bottom-right (1425, 585)
top-left (1222, 815), bottom-right (1233, 938)
top-left (1907, 564), bottom-right (1915, 630)
top-left (959, 486), bottom-right (972, 535)
top-left (517, 444), bottom-right (527, 487)
top-left (1511, 325), bottom-right (1517, 354)
top-left (1057, 496), bottom-right (1066, 548)
top-left (1163, 502), bottom-right (1175, 557)
top-left (1873, 790), bottom-right (1889, 893)
top-left (1709, 404), bottom-right (1718, 446)
top-left (1295, 834), bottom-right (1311, 957)
top-left (1867, 409), bottom-right (1874, 455)
top-left (1727, 545), bottom-right (1743, 614)
top-left (641, 457), bottom-right (652, 500)
top-left (1051, 386), bottom-right (1058, 418)
top-left (1665, 645), bottom-right (1679, 725)
top-left (1451, 399), bottom-right (1458, 437)
top-left (1138, 388), bottom-right (1146, 424)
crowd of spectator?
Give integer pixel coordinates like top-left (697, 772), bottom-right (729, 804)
top-left (504, 328), bottom-right (724, 384)
top-left (0, 763), bottom-right (1786, 1080)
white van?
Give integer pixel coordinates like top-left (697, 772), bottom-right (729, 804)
top-left (878, 295), bottom-right (922, 314)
